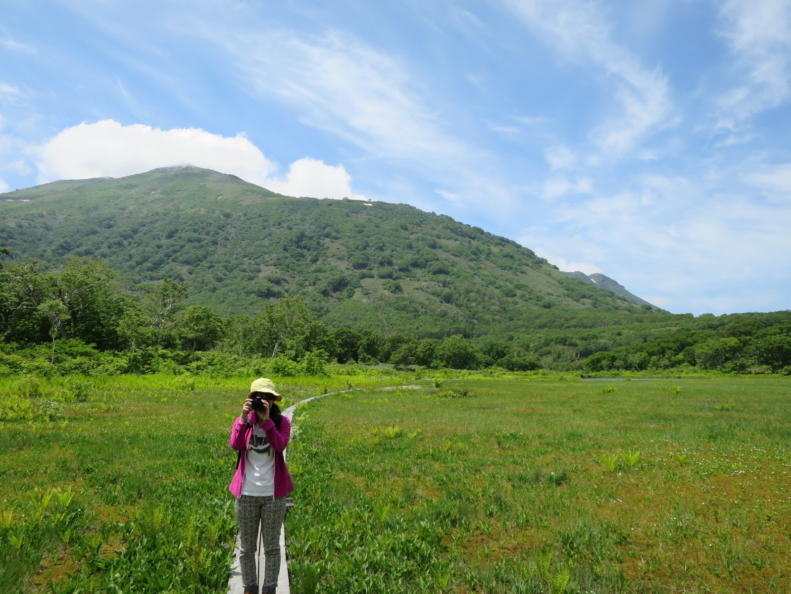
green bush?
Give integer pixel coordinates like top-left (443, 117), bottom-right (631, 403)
top-left (300, 350), bottom-right (329, 376)
top-left (271, 356), bottom-right (301, 376)
top-left (434, 335), bottom-right (479, 370)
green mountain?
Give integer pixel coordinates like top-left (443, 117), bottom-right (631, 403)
top-left (0, 166), bottom-right (663, 338)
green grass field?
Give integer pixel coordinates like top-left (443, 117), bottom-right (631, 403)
top-left (287, 377), bottom-right (791, 594)
top-left (1, 375), bottom-right (790, 593)
top-left (0, 373), bottom-right (399, 593)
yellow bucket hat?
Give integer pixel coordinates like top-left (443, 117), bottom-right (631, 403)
top-left (248, 377), bottom-right (282, 401)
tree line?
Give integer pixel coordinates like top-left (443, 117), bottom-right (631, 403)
top-left (583, 318), bottom-right (791, 374)
top-left (2, 256), bottom-right (789, 376)
top-left (0, 257), bottom-right (540, 375)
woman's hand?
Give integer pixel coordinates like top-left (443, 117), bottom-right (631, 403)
top-left (241, 397), bottom-right (253, 422)
top-left (259, 399), bottom-right (271, 422)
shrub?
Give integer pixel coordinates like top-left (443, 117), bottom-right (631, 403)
top-left (435, 335), bottom-right (479, 370)
top-left (13, 375), bottom-right (43, 398)
top-left (58, 378), bottom-right (96, 402)
top-left (496, 353), bottom-right (542, 371)
top-left (584, 351), bottom-right (616, 372)
top-left (382, 280), bottom-right (403, 293)
top-left (300, 350), bottom-right (329, 376)
top-left (437, 388), bottom-right (476, 399)
top-left (270, 356), bottom-right (300, 376)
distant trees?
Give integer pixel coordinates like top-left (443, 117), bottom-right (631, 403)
top-left (261, 296), bottom-right (312, 358)
top-left (757, 335), bottom-right (791, 372)
top-left (178, 306), bottom-right (223, 353)
top-left (0, 258), bottom-right (125, 349)
top-left (435, 335), bottom-right (479, 369)
top-left (3, 255), bottom-right (791, 375)
top-left (695, 338), bottom-right (742, 370)
top-left (581, 317), bottom-right (791, 374)
top-left (140, 278), bottom-right (188, 346)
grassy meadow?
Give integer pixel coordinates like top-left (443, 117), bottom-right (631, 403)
top-left (1, 373), bottom-right (790, 593)
top-left (0, 373), bottom-right (400, 593)
top-left (286, 377), bottom-right (791, 594)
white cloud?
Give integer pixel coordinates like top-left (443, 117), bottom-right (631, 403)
top-left (0, 179), bottom-right (9, 193)
top-left (747, 162), bottom-right (791, 199)
top-left (181, 24), bottom-right (516, 209)
top-left (0, 83), bottom-right (21, 97)
top-left (532, 247), bottom-right (603, 275)
top-left (0, 39), bottom-right (36, 56)
top-left (542, 177), bottom-right (593, 200)
top-left (545, 145), bottom-right (576, 170)
top-left (547, 174), bottom-right (791, 311)
top-left (267, 158), bottom-right (368, 200)
top-left (716, 0), bottom-right (791, 130)
top-left (209, 30), bottom-right (467, 168)
top-left (33, 120), bottom-right (370, 201)
top-left (499, 0), bottom-right (673, 156)
top-left (3, 159), bottom-right (32, 176)
top-left (436, 189), bottom-right (462, 201)
top-left (35, 120), bottom-right (276, 185)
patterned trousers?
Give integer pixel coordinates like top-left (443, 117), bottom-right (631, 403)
top-left (235, 495), bottom-right (288, 592)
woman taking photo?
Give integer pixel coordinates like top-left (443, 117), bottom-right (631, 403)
top-left (228, 378), bottom-right (294, 594)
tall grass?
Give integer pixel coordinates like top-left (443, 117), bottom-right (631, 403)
top-left (2, 374), bottom-right (790, 592)
top-left (286, 377), bottom-right (791, 593)
top-left (0, 373), bottom-right (409, 593)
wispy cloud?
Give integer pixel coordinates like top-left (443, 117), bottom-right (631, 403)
top-left (0, 83), bottom-right (22, 99)
top-left (203, 28), bottom-right (467, 167)
top-left (715, 0), bottom-right (791, 131)
top-left (0, 38), bottom-right (36, 56)
top-left (543, 173), bottom-right (791, 311)
top-left (545, 145), bottom-right (577, 170)
top-left (746, 162), bottom-right (791, 200)
top-left (497, 0), bottom-right (673, 157)
top-left (179, 19), bottom-right (517, 210)
top-left (542, 177), bottom-right (593, 200)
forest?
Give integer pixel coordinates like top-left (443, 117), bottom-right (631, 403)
top-left (1, 255), bottom-right (789, 379)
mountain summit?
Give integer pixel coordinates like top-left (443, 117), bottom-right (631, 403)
top-left (0, 167), bottom-right (660, 338)
top-left (562, 271), bottom-right (653, 308)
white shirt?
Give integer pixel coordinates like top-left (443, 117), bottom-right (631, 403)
top-left (241, 424), bottom-right (275, 497)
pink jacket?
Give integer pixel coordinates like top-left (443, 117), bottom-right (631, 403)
top-left (228, 413), bottom-right (294, 499)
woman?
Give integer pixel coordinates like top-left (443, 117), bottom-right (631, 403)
top-left (229, 378), bottom-right (294, 594)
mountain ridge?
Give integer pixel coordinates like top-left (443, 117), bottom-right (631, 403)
top-left (562, 271), bottom-right (653, 307)
top-left (0, 166), bottom-right (663, 338)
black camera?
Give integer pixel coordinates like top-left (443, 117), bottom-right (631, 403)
top-left (250, 393), bottom-right (269, 412)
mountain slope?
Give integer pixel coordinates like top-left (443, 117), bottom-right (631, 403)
top-left (0, 167), bottom-right (663, 338)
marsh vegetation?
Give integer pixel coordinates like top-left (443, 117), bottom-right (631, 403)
top-left (1, 374), bottom-right (789, 593)
top-left (287, 377), bottom-right (791, 593)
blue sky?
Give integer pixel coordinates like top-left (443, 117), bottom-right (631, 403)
top-left (1, 0), bottom-right (790, 315)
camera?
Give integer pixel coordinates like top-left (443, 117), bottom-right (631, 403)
top-left (250, 393), bottom-right (269, 412)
